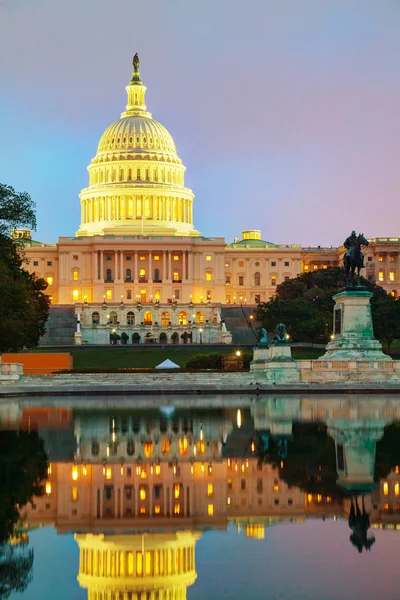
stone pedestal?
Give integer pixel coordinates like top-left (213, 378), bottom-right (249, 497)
top-left (320, 288), bottom-right (390, 361)
top-left (74, 332), bottom-right (83, 345)
top-left (251, 344), bottom-right (300, 382)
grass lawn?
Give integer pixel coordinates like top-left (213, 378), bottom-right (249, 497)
top-left (27, 345), bottom-right (326, 369)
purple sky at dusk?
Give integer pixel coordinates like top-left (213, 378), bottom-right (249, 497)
top-left (1, 0), bottom-right (399, 247)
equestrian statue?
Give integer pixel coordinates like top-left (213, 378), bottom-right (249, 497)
top-left (343, 231), bottom-right (369, 287)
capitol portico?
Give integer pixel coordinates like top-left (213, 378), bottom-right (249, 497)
top-left (17, 55), bottom-right (400, 344)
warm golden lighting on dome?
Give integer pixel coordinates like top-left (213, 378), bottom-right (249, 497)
top-left (76, 54), bottom-right (199, 238)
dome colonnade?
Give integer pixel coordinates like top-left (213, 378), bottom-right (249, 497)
top-left (77, 55), bottom-right (197, 238)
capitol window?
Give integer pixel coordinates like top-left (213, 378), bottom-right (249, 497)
top-left (254, 272), bottom-right (261, 286)
top-left (379, 256), bottom-right (383, 262)
top-left (271, 277), bottom-right (277, 286)
top-left (178, 311), bottom-right (187, 325)
top-left (92, 311), bottom-right (100, 325)
top-left (153, 255), bottom-right (160, 261)
top-left (73, 271), bottom-right (79, 281)
top-left (271, 261), bottom-right (276, 267)
top-left (127, 311), bottom-right (135, 325)
top-left (139, 255), bottom-right (146, 261)
top-left (390, 270), bottom-right (395, 281)
top-left (106, 289), bottom-right (112, 300)
top-left (206, 255), bottom-right (212, 261)
top-left (378, 271), bottom-right (384, 282)
top-left (73, 289), bottom-right (79, 300)
top-left (390, 256), bottom-right (395, 262)
top-left (173, 255), bottom-right (179, 261)
top-left (205, 270), bottom-right (212, 281)
top-left (173, 270), bottom-right (180, 282)
top-left (144, 311), bottom-right (152, 325)
top-left (46, 276), bottom-right (53, 286)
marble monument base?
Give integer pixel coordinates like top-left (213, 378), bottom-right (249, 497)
top-left (251, 344), bottom-right (300, 382)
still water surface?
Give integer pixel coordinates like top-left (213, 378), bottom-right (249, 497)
top-left (2, 394), bottom-right (400, 600)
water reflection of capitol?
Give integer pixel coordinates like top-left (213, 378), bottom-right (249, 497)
top-left (15, 396), bottom-right (400, 597)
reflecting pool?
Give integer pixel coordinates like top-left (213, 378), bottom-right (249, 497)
top-left (2, 394), bottom-right (400, 599)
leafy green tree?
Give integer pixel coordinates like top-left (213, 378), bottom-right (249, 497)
top-left (0, 184), bottom-right (50, 352)
top-left (372, 297), bottom-right (400, 352)
top-left (255, 267), bottom-right (388, 344)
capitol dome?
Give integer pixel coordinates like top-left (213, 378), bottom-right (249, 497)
top-left (76, 55), bottom-right (198, 237)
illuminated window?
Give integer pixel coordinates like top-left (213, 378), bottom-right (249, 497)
top-left (140, 487), bottom-right (146, 500)
top-left (136, 551), bottom-right (143, 575)
top-left (47, 463), bottom-right (52, 475)
top-left (71, 486), bottom-right (78, 501)
top-left (273, 481), bottom-right (279, 492)
top-left (395, 483), bottom-right (400, 497)
top-left (173, 270), bottom-right (180, 281)
top-left (239, 261), bottom-right (244, 267)
top-left (45, 482), bottom-right (52, 495)
top-left (196, 440), bottom-right (205, 455)
top-left (238, 276), bottom-right (244, 286)
top-left (143, 311), bottom-right (152, 325)
top-left (139, 268), bottom-right (146, 280)
top-left (195, 311), bottom-right (204, 324)
top-left (205, 270), bottom-right (212, 281)
top-left (208, 483), bottom-right (213, 496)
top-left (144, 442), bottom-right (153, 457)
top-left (72, 465), bottom-right (79, 481)
top-left (206, 255), bottom-right (212, 261)
top-left (161, 311), bottom-right (170, 326)
top-left (379, 256), bottom-right (383, 262)
top-left (174, 484), bottom-right (180, 499)
top-left (378, 271), bottom-right (384, 282)
top-left (304, 265), bottom-right (309, 271)
top-left (271, 277), bottom-right (276, 286)
top-left (155, 505), bottom-right (161, 514)
top-left (105, 467), bottom-right (112, 480)
top-left (106, 289), bottom-right (112, 300)
top-left (225, 262), bottom-right (230, 267)
top-left (73, 271), bottom-right (79, 281)
top-left (384, 503), bottom-right (389, 511)
top-left (174, 503), bottom-right (181, 514)
top-left (313, 265), bottom-right (318, 270)
top-left (179, 437), bottom-right (188, 456)
top-left (390, 270), bottom-right (395, 281)
top-left (208, 504), bottom-right (214, 516)
top-left (396, 466), bottom-right (399, 474)
top-left (73, 289), bottom-right (79, 300)
top-left (127, 311), bottom-right (135, 326)
top-left (254, 272), bottom-right (260, 286)
top-left (153, 255), bottom-right (160, 261)
top-left (139, 255), bottom-right (146, 261)
top-left (178, 311), bottom-right (187, 325)
top-left (155, 464), bottom-right (161, 475)
top-left (46, 276), bottom-right (53, 286)
top-left (383, 482), bottom-right (389, 495)
top-left (173, 255), bottom-right (179, 261)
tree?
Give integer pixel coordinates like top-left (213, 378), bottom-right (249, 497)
top-left (372, 296), bottom-right (400, 352)
top-left (255, 267), bottom-right (389, 344)
top-left (0, 184), bottom-right (50, 352)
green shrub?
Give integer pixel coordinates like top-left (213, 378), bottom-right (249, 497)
top-left (185, 353), bottom-right (224, 369)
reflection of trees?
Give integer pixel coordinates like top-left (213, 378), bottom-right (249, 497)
top-left (375, 422), bottom-right (400, 482)
top-left (0, 431), bottom-right (48, 599)
top-left (260, 423), bottom-right (347, 499)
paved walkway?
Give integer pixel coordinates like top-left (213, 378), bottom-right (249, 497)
top-left (1, 372), bottom-right (400, 397)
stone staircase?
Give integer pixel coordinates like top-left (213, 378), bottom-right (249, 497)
top-left (220, 306), bottom-right (259, 345)
top-left (40, 305), bottom-right (76, 346)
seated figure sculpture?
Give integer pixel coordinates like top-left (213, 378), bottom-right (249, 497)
top-left (271, 323), bottom-right (289, 345)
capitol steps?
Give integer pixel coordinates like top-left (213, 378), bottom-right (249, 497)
top-left (220, 306), bottom-right (259, 346)
top-left (40, 305), bottom-right (76, 346)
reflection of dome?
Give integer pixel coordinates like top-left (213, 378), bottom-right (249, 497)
top-left (76, 55), bottom-right (198, 238)
top-left (75, 531), bottom-right (200, 600)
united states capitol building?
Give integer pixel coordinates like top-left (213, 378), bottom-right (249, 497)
top-left (17, 56), bottom-right (400, 345)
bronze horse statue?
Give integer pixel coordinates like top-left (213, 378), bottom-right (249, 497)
top-left (344, 233), bottom-right (368, 287)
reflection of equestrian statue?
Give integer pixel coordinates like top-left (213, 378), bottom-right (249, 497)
top-left (348, 496), bottom-right (375, 553)
top-left (272, 323), bottom-right (289, 345)
top-left (257, 328), bottom-right (269, 347)
top-left (343, 231), bottom-right (369, 287)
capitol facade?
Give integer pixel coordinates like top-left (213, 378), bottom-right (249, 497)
top-left (17, 56), bottom-right (400, 345)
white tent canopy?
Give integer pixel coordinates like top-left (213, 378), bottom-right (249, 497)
top-left (155, 359), bottom-right (180, 369)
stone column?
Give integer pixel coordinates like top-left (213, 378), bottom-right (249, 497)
top-left (168, 252), bottom-right (172, 281)
top-left (100, 251), bottom-right (104, 282)
top-left (163, 251), bottom-right (166, 281)
top-left (188, 251), bottom-right (193, 280)
top-left (94, 251), bottom-right (99, 282)
top-left (149, 253), bottom-right (153, 283)
top-left (134, 251), bottom-right (138, 282)
top-left (114, 252), bottom-right (118, 281)
top-left (183, 251), bottom-right (187, 281)
top-left (120, 251), bottom-right (124, 281)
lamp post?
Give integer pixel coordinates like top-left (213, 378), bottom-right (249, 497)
top-left (199, 328), bottom-right (203, 344)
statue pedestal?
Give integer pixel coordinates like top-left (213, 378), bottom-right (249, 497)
top-left (251, 344), bottom-right (300, 382)
top-left (320, 288), bottom-right (390, 361)
top-left (74, 332), bottom-right (83, 345)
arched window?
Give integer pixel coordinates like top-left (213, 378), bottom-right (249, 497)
top-left (106, 268), bottom-right (112, 282)
top-left (92, 311), bottom-right (100, 325)
top-left (109, 311), bottom-right (118, 325)
top-left (196, 440), bottom-right (205, 455)
top-left (178, 311), bottom-right (187, 325)
top-left (139, 268), bottom-right (146, 281)
top-left (160, 332), bottom-right (168, 343)
top-left (145, 168), bottom-right (150, 181)
top-left (144, 311), bottom-right (152, 325)
top-left (128, 168), bottom-right (132, 180)
top-left (125, 268), bottom-right (132, 281)
top-left (137, 168), bottom-right (141, 180)
top-left (161, 311), bottom-right (170, 326)
top-left (127, 440), bottom-right (135, 456)
top-left (127, 311), bottom-right (135, 326)
top-left (144, 441), bottom-right (153, 458)
top-left (132, 332), bottom-right (140, 344)
top-left (154, 268), bottom-right (160, 282)
top-left (205, 269), bottom-right (212, 282)
top-left (73, 270), bottom-right (79, 281)
top-left (171, 332), bottom-right (179, 344)
top-left (196, 311), bottom-right (204, 324)
top-left (173, 270), bottom-right (180, 282)
top-left (179, 438), bottom-right (188, 456)
top-left (161, 439), bottom-right (170, 454)
top-left (91, 440), bottom-right (99, 456)
top-left (254, 272), bottom-right (261, 286)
